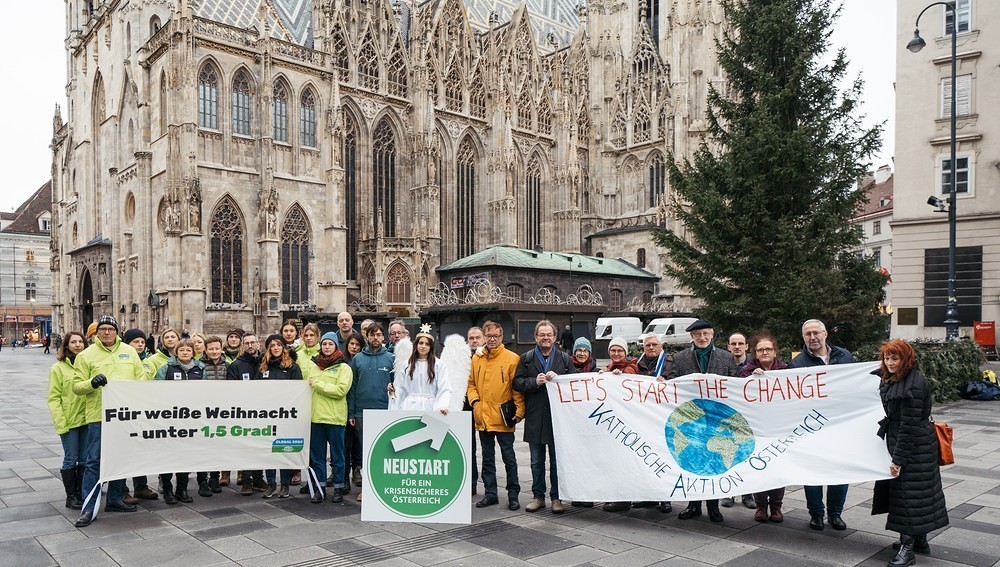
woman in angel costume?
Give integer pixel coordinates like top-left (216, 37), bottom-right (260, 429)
top-left (390, 324), bottom-right (470, 415)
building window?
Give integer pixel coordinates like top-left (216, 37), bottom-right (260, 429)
top-left (648, 152), bottom-right (666, 208)
top-left (923, 245), bottom-right (982, 326)
top-left (940, 154), bottom-right (971, 194)
top-left (387, 48), bottom-right (407, 97)
top-left (333, 28), bottom-right (350, 81)
top-left (941, 74), bottom-right (972, 118)
top-left (506, 283), bottom-right (523, 301)
top-left (470, 78), bottom-right (486, 118)
top-left (197, 64), bottom-right (218, 129)
top-left (372, 119), bottom-right (397, 237)
top-left (873, 220), bottom-right (881, 235)
top-left (872, 247), bottom-right (881, 267)
top-left (637, 248), bottom-right (646, 268)
top-left (344, 114), bottom-right (358, 279)
top-left (358, 33), bottom-right (379, 90)
top-left (456, 138), bottom-right (477, 258)
top-left (445, 66), bottom-right (463, 112)
top-left (524, 157), bottom-right (542, 250)
top-left (300, 88), bottom-right (317, 147)
top-left (538, 98), bottom-right (552, 135)
top-left (272, 82), bottom-right (288, 143)
top-left (386, 263), bottom-right (411, 304)
top-left (25, 282), bottom-right (37, 301)
top-left (210, 197), bottom-right (244, 304)
top-left (41, 219), bottom-right (51, 232)
top-left (609, 289), bottom-right (623, 311)
top-left (232, 70), bottom-right (252, 136)
top-left (280, 205), bottom-right (310, 305)
top-left (944, 0), bottom-right (971, 35)
top-left (25, 250), bottom-right (35, 263)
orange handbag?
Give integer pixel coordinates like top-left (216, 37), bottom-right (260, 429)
top-left (933, 420), bottom-right (954, 466)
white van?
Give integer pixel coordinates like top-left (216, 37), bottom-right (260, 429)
top-left (643, 317), bottom-right (698, 345)
top-left (594, 317), bottom-right (644, 344)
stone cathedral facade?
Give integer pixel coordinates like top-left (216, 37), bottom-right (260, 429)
top-left (50, 0), bottom-right (723, 335)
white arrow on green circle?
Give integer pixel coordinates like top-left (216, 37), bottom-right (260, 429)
top-left (391, 415), bottom-right (451, 452)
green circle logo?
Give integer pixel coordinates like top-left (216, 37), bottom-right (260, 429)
top-left (367, 416), bottom-right (466, 518)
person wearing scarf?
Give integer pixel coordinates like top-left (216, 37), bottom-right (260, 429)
top-left (48, 331), bottom-right (89, 510)
top-left (571, 337), bottom-right (598, 373)
top-left (306, 332), bottom-right (353, 503)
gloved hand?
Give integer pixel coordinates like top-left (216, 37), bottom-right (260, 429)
top-left (91, 374), bottom-right (108, 388)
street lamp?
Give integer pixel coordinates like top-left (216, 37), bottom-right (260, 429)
top-left (908, 1), bottom-right (959, 340)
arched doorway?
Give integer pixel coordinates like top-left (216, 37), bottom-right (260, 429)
top-left (80, 269), bottom-right (94, 330)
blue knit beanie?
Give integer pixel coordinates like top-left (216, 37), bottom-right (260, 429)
top-left (573, 337), bottom-right (592, 352)
top-left (321, 331), bottom-right (339, 345)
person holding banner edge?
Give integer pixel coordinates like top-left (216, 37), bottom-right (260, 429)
top-left (789, 318), bottom-right (855, 531)
top-left (153, 338), bottom-right (206, 504)
top-left (874, 339), bottom-right (948, 565)
top-left (668, 319), bottom-right (738, 523)
top-left (259, 334), bottom-right (304, 498)
top-left (227, 333), bottom-right (269, 495)
top-left (71, 315), bottom-right (148, 527)
top-left (513, 320), bottom-right (575, 514)
top-left (634, 333), bottom-right (674, 513)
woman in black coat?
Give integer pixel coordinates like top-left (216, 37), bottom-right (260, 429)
top-left (875, 339), bottom-right (948, 566)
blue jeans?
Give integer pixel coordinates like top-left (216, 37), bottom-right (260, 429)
top-left (479, 431), bottom-right (519, 500)
top-left (60, 425), bottom-right (88, 469)
top-left (81, 422), bottom-right (126, 512)
top-left (310, 423), bottom-right (346, 489)
top-left (529, 442), bottom-right (558, 500)
top-left (265, 469), bottom-right (293, 485)
top-left (805, 484), bottom-right (848, 516)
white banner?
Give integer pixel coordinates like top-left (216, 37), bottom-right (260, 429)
top-left (548, 362), bottom-right (892, 501)
top-left (100, 381), bottom-right (311, 481)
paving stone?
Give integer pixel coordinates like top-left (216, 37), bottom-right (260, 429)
top-left (0, 537), bottom-right (57, 567)
top-left (526, 544), bottom-right (610, 566)
top-left (189, 519), bottom-right (276, 540)
top-left (465, 524), bottom-right (577, 560)
top-left (248, 518), bottom-right (378, 552)
top-left (204, 535), bottom-right (274, 561)
top-left (237, 545), bottom-right (333, 567)
top-left (433, 550), bottom-right (537, 567)
top-left (585, 515), bottom-right (717, 554)
top-left (401, 539), bottom-right (492, 566)
top-left (40, 530), bottom-right (142, 555)
top-left (720, 547), bottom-right (837, 566)
top-left (729, 524), bottom-right (881, 566)
top-left (51, 548), bottom-right (120, 567)
top-left (101, 534), bottom-right (229, 567)
top-left (0, 514), bottom-right (75, 542)
top-left (559, 528), bottom-right (639, 553)
top-left (592, 546), bottom-right (672, 567)
top-left (930, 526), bottom-right (1000, 559)
top-left (680, 539), bottom-right (759, 565)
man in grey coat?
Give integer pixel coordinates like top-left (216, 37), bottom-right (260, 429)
top-left (668, 319), bottom-right (739, 523)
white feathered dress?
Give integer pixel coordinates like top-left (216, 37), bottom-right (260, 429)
top-left (392, 358), bottom-right (452, 411)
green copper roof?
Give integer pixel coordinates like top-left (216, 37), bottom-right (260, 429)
top-left (437, 246), bottom-right (658, 280)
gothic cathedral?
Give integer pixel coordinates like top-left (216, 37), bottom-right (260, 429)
top-left (50, 0), bottom-right (723, 335)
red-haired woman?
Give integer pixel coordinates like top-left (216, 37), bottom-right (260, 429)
top-left (874, 339), bottom-right (948, 566)
top-left (258, 334), bottom-right (304, 498)
top-left (739, 331), bottom-right (788, 523)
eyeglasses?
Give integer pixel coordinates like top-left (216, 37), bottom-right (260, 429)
top-left (484, 334), bottom-right (502, 340)
top-left (755, 347), bottom-right (775, 353)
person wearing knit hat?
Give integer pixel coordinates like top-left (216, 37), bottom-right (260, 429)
top-left (599, 336), bottom-right (637, 513)
top-left (571, 337), bottom-right (597, 373)
top-left (86, 322), bottom-right (98, 344)
top-left (305, 331), bottom-right (353, 502)
top-left (223, 329), bottom-right (244, 363)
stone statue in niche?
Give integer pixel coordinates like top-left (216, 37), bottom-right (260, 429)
top-left (258, 186), bottom-right (279, 239)
top-left (187, 178), bottom-right (202, 232)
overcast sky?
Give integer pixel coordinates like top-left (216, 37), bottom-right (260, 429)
top-left (0, 1), bottom-right (897, 213)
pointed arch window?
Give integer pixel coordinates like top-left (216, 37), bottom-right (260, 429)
top-left (358, 35), bottom-right (380, 90)
top-left (281, 205), bottom-right (310, 304)
top-left (470, 77), bottom-right (486, 118)
top-left (232, 70), bottom-right (252, 136)
top-left (445, 66), bottom-right (463, 112)
top-left (372, 120), bottom-right (397, 237)
top-left (524, 156), bottom-right (542, 250)
top-left (300, 88), bottom-right (317, 147)
top-left (610, 289), bottom-right (623, 311)
top-left (344, 115), bottom-right (358, 279)
top-left (427, 56), bottom-right (440, 105)
top-left (648, 152), bottom-right (666, 208)
top-left (516, 91), bottom-right (533, 130)
top-left (657, 107), bottom-right (668, 140)
top-left (387, 48), bottom-right (408, 97)
top-left (537, 97), bottom-right (552, 135)
top-left (198, 64), bottom-right (218, 129)
top-left (610, 113), bottom-right (626, 148)
top-left (456, 138), bottom-right (477, 258)
top-left (634, 106), bottom-right (651, 143)
top-left (577, 107), bottom-right (591, 143)
top-left (386, 263), bottom-right (411, 304)
top-left (637, 247), bottom-right (646, 269)
top-left (210, 198), bottom-right (244, 304)
top-left (333, 29), bottom-right (350, 80)
top-left (272, 81), bottom-right (289, 143)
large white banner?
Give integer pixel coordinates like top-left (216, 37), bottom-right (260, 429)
top-left (548, 362), bottom-right (891, 501)
top-left (100, 381), bottom-right (311, 481)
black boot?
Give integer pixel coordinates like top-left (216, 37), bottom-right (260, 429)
top-left (311, 485), bottom-right (326, 504)
top-left (892, 533), bottom-right (930, 555)
top-left (706, 500), bottom-right (724, 523)
top-left (161, 476), bottom-right (176, 505)
top-left (888, 534), bottom-right (916, 567)
top-left (61, 468), bottom-right (82, 510)
top-left (175, 473), bottom-right (193, 503)
top-left (76, 465), bottom-right (86, 504)
top-left (677, 501), bottom-right (702, 520)
top-left (75, 509), bottom-right (94, 527)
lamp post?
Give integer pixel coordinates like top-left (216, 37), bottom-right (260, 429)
top-left (907, 1), bottom-right (959, 340)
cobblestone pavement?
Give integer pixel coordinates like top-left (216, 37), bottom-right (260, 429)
top-left (2, 348), bottom-right (998, 566)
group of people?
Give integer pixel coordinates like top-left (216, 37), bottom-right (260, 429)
top-left (47, 313), bottom-right (947, 567)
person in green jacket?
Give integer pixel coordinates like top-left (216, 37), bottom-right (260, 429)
top-left (120, 328), bottom-right (161, 503)
top-left (307, 332), bottom-right (354, 503)
top-left (145, 327), bottom-right (180, 376)
top-left (47, 331), bottom-right (88, 510)
top-left (295, 323), bottom-right (322, 493)
top-left (72, 316), bottom-right (148, 527)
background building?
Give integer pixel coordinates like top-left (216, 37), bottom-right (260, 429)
top-left (851, 165), bottom-right (893, 314)
top-left (0, 182), bottom-right (53, 343)
top-left (50, 0), bottom-right (721, 336)
top-left (893, 0), bottom-right (999, 341)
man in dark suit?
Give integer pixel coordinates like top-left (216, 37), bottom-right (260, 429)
top-left (669, 319), bottom-right (739, 523)
top-left (513, 320), bottom-right (575, 514)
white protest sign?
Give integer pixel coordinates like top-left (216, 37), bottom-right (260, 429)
top-left (361, 410), bottom-right (471, 524)
top-left (100, 381), bottom-right (311, 481)
top-left (548, 362), bottom-right (892, 501)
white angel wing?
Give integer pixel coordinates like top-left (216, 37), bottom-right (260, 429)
top-left (440, 334), bottom-right (472, 412)
top-left (393, 337), bottom-right (412, 376)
